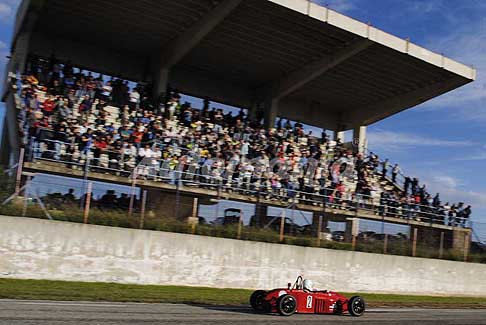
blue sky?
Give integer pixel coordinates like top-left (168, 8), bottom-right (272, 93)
top-left (313, 0), bottom-right (486, 230)
top-left (1, 0), bottom-right (485, 233)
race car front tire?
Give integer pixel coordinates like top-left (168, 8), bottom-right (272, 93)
top-left (348, 296), bottom-right (365, 317)
top-left (276, 294), bottom-right (297, 316)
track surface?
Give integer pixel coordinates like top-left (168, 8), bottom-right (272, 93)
top-left (1, 300), bottom-right (486, 324)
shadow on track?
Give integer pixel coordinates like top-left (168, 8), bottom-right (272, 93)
top-left (189, 304), bottom-right (354, 318)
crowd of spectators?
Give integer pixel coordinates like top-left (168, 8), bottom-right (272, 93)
top-left (11, 56), bottom-right (471, 227)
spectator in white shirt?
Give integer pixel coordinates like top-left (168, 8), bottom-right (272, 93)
top-left (129, 89), bottom-right (140, 110)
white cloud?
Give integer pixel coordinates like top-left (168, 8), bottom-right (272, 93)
top-left (0, 0), bottom-right (21, 23)
top-left (417, 15), bottom-right (486, 121)
top-left (367, 129), bottom-right (474, 151)
top-left (406, 0), bottom-right (444, 14)
top-left (453, 148), bottom-right (486, 162)
top-left (0, 3), bottom-right (12, 22)
top-left (421, 172), bottom-right (486, 211)
top-left (432, 174), bottom-right (463, 189)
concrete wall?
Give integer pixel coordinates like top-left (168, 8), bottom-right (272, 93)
top-left (1, 215), bottom-right (486, 296)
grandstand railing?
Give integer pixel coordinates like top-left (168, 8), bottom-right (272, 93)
top-left (29, 138), bottom-right (469, 229)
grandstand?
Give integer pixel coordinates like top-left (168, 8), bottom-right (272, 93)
top-left (1, 0), bottom-right (477, 254)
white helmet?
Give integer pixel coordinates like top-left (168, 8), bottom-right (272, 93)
top-left (303, 279), bottom-right (313, 291)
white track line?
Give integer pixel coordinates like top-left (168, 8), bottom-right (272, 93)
top-left (0, 301), bottom-right (127, 307)
top-left (18, 302), bottom-right (128, 307)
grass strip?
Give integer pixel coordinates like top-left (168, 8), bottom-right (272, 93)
top-left (1, 278), bottom-right (486, 308)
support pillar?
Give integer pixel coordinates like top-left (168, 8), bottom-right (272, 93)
top-left (353, 126), bottom-right (367, 154)
top-left (248, 102), bottom-right (259, 122)
top-left (312, 212), bottom-right (329, 235)
top-left (334, 131), bottom-right (345, 143)
top-left (153, 67), bottom-right (170, 107)
top-left (14, 33), bottom-right (31, 76)
top-left (0, 125), bottom-right (9, 168)
top-left (344, 217), bottom-right (359, 243)
top-left (264, 98), bottom-right (278, 129)
top-left (452, 228), bottom-right (471, 254)
top-left (4, 86), bottom-right (21, 165)
top-left (254, 203), bottom-right (268, 227)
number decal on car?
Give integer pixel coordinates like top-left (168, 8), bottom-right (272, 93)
top-left (306, 295), bottom-right (313, 308)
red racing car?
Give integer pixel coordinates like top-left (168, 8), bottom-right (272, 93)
top-left (250, 276), bottom-right (365, 317)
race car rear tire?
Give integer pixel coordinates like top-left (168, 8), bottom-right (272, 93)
top-left (250, 290), bottom-right (267, 312)
top-left (348, 296), bottom-right (365, 317)
top-left (277, 294), bottom-right (297, 316)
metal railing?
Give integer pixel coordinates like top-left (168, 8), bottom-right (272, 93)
top-left (29, 138), bottom-right (469, 228)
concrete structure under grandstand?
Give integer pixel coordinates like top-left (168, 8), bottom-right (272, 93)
top-left (1, 0), bottom-right (476, 251)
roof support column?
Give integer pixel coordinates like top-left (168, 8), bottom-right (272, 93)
top-left (11, 32), bottom-right (30, 75)
top-left (334, 131), bottom-right (344, 143)
top-left (0, 117), bottom-right (10, 167)
top-left (248, 101), bottom-right (259, 122)
top-left (353, 126), bottom-right (367, 154)
top-left (3, 30), bottom-right (31, 100)
top-left (264, 98), bottom-right (279, 129)
top-left (153, 67), bottom-right (170, 107)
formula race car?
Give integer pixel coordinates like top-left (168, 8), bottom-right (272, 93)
top-left (250, 276), bottom-right (365, 317)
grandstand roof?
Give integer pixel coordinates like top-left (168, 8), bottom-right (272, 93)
top-left (13, 0), bottom-right (476, 130)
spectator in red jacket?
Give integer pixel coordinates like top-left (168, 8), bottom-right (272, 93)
top-left (42, 95), bottom-right (56, 116)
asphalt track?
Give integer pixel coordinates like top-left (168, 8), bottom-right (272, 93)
top-left (1, 300), bottom-right (486, 324)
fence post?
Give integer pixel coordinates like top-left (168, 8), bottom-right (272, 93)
top-left (175, 179), bottom-right (180, 219)
top-left (139, 189), bottom-right (147, 229)
top-left (191, 197), bottom-right (199, 234)
top-left (316, 214), bottom-right (323, 246)
top-left (237, 210), bottom-right (243, 240)
top-left (15, 147), bottom-right (25, 195)
top-left (279, 210), bottom-right (285, 242)
top-left (83, 182), bottom-right (92, 224)
top-left (383, 234), bottom-right (388, 254)
top-left (21, 175), bottom-right (31, 217)
top-left (128, 171), bottom-right (137, 217)
top-left (464, 232), bottom-right (470, 262)
top-left (439, 231), bottom-right (444, 259)
top-left (412, 227), bottom-right (418, 257)
top-left (29, 137), bottom-right (36, 162)
top-left (80, 156), bottom-right (91, 210)
top-left (256, 190), bottom-right (261, 227)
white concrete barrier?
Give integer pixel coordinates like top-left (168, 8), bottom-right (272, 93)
top-left (1, 215), bottom-right (486, 296)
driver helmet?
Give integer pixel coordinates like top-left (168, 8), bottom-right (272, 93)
top-left (303, 279), bottom-right (313, 291)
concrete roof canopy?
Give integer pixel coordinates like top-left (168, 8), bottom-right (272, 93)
top-left (13, 0), bottom-right (475, 130)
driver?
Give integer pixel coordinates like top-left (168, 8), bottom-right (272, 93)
top-left (303, 279), bottom-right (314, 292)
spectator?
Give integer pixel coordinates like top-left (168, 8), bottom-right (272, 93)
top-left (63, 188), bottom-right (76, 203)
top-left (381, 158), bottom-right (389, 179)
top-left (392, 163), bottom-right (400, 183)
top-left (13, 56), bottom-right (471, 228)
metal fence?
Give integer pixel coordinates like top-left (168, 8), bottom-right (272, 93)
top-left (28, 138), bottom-right (469, 228)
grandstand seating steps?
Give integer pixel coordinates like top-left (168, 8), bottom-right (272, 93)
top-left (26, 88), bottom-right (395, 207)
